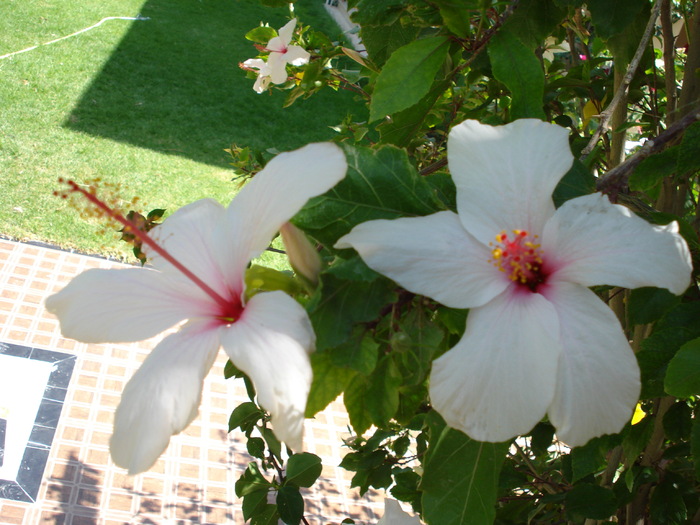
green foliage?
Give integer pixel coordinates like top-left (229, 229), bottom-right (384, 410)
top-left (369, 37), bottom-right (451, 122)
top-left (422, 413), bottom-right (508, 525)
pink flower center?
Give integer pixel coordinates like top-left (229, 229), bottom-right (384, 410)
top-left (489, 230), bottom-right (548, 292)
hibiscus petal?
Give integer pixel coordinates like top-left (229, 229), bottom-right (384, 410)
top-left (284, 45), bottom-right (311, 66)
top-left (215, 143), bottom-right (347, 285)
top-left (45, 267), bottom-right (201, 343)
top-left (220, 291), bottom-right (314, 450)
top-left (542, 193), bottom-right (692, 295)
top-left (429, 289), bottom-right (560, 442)
top-left (377, 499), bottom-right (423, 525)
top-left (277, 18), bottom-right (297, 47)
top-left (110, 321), bottom-right (221, 474)
top-left (267, 51), bottom-right (290, 84)
top-left (336, 211), bottom-right (507, 309)
top-left (146, 198), bottom-right (231, 294)
top-left (448, 119), bottom-right (573, 245)
top-left (545, 282), bottom-right (640, 446)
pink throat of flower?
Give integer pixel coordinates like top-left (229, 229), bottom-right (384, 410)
top-left (489, 230), bottom-right (548, 292)
top-left (57, 179), bottom-right (243, 322)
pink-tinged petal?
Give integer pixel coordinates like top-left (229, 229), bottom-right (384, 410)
top-left (545, 282), bottom-right (640, 446)
top-left (215, 143), bottom-right (347, 286)
top-left (221, 291), bottom-right (314, 450)
top-left (277, 18), bottom-right (297, 46)
top-left (448, 119), bottom-right (573, 245)
top-left (542, 193), bottom-right (692, 295)
top-left (377, 499), bottom-right (423, 525)
top-left (45, 267), bottom-right (203, 343)
top-left (429, 290), bottom-right (560, 442)
top-left (266, 35), bottom-right (287, 53)
top-left (110, 321), bottom-right (221, 474)
top-left (146, 199), bottom-right (232, 294)
top-left (284, 45), bottom-right (310, 66)
top-left (336, 212), bottom-right (507, 309)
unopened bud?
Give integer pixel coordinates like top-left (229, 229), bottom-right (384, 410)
top-left (280, 223), bottom-right (321, 286)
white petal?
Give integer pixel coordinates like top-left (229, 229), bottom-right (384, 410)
top-left (45, 267), bottom-right (202, 343)
top-left (429, 289), bottom-right (560, 442)
top-left (146, 199), bottom-right (237, 295)
top-left (545, 283), bottom-right (640, 446)
top-left (110, 321), bottom-right (221, 474)
top-left (221, 291), bottom-right (314, 450)
top-left (243, 58), bottom-right (268, 72)
top-left (215, 143), bottom-right (347, 285)
top-left (448, 119), bottom-right (573, 245)
top-left (542, 193), bottom-right (692, 295)
top-left (336, 212), bottom-right (507, 309)
top-left (267, 51), bottom-right (290, 84)
top-left (277, 18), bottom-right (297, 46)
top-left (377, 499), bottom-right (423, 525)
top-left (284, 45), bottom-right (311, 66)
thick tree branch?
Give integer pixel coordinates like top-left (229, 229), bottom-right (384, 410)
top-left (595, 109), bottom-right (700, 196)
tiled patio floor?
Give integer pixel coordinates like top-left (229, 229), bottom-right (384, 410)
top-left (0, 239), bottom-right (383, 524)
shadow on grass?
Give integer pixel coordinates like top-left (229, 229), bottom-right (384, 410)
top-left (65, 0), bottom-right (365, 168)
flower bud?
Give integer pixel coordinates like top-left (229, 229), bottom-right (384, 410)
top-left (280, 222), bottom-right (321, 286)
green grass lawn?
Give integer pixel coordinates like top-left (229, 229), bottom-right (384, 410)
top-left (0, 0), bottom-right (364, 260)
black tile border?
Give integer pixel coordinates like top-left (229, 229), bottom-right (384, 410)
top-left (0, 342), bottom-right (76, 503)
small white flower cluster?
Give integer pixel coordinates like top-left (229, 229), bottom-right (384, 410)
top-left (243, 19), bottom-right (310, 93)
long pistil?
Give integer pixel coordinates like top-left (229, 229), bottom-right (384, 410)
top-left (58, 179), bottom-right (232, 311)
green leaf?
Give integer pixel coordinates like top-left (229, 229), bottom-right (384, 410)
top-left (488, 30), bottom-right (545, 120)
top-left (637, 328), bottom-right (698, 398)
top-left (259, 425), bottom-right (282, 459)
top-left (422, 415), bottom-right (508, 525)
top-left (345, 374), bottom-right (374, 435)
top-left (245, 26), bottom-right (277, 44)
top-left (286, 453), bottom-right (323, 488)
top-left (242, 489), bottom-right (269, 521)
top-left (369, 37), bottom-right (450, 122)
top-left (361, 20), bottom-right (421, 67)
top-left (662, 402), bottom-right (693, 442)
top-left (344, 356), bottom-right (402, 434)
top-left (665, 337), bottom-right (700, 397)
top-left (277, 486), bottom-right (304, 525)
top-left (294, 144), bottom-right (444, 247)
top-left (247, 437), bottom-right (266, 459)
top-left (432, 0), bottom-right (481, 38)
top-left (306, 352), bottom-right (356, 417)
top-left (587, 0), bottom-right (645, 40)
top-left (366, 356), bottom-right (402, 427)
top-left (250, 504), bottom-right (279, 525)
top-left (565, 484), bottom-right (617, 520)
top-left (235, 463), bottom-right (272, 498)
top-left (378, 79), bottom-right (451, 147)
top-left (330, 330), bottom-right (380, 375)
top-left (629, 146), bottom-right (678, 198)
top-left (570, 437), bottom-right (606, 483)
top-left (628, 287), bottom-right (681, 326)
top-left (229, 402), bottom-right (264, 432)
top-left (650, 477), bottom-right (688, 524)
top-left (677, 122), bottom-right (700, 174)
top-left (392, 307), bottom-right (444, 386)
top-left (503, 0), bottom-right (566, 49)
top-left (307, 270), bottom-right (397, 351)
top-left (552, 159), bottom-right (596, 207)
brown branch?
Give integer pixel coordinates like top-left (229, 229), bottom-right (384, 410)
top-left (660, 0), bottom-right (678, 124)
top-left (581, 1), bottom-right (662, 158)
top-left (595, 109), bottom-right (700, 196)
